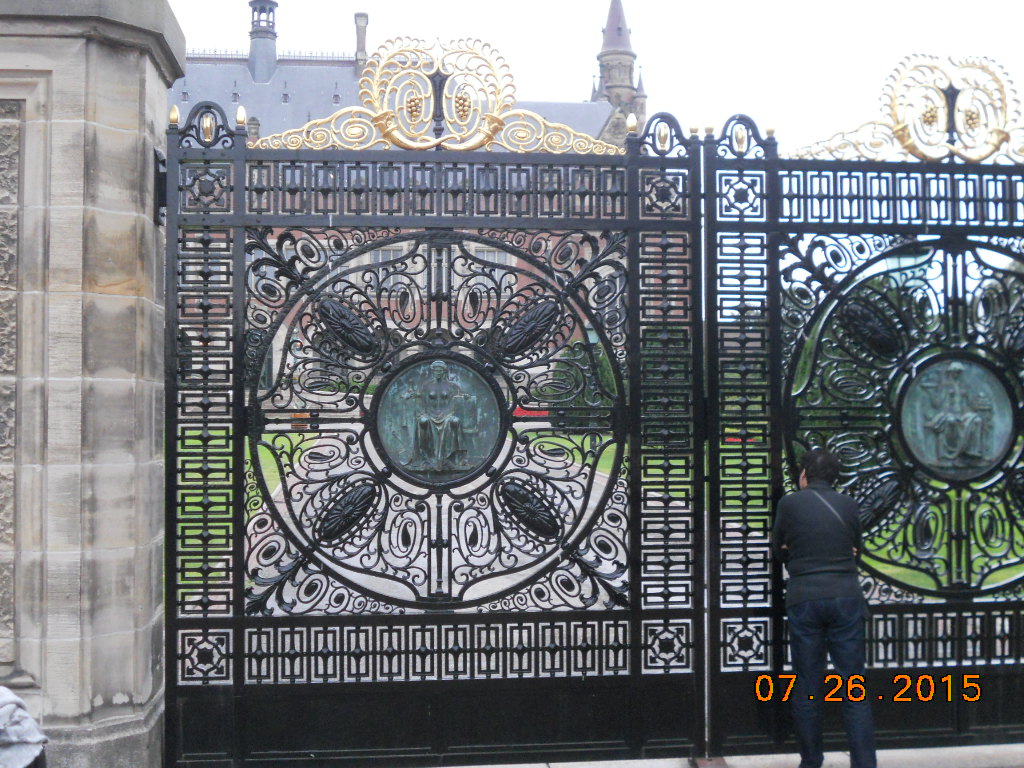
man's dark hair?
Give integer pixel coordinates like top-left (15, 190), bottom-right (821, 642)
top-left (800, 448), bottom-right (841, 485)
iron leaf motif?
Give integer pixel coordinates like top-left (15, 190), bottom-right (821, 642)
top-left (1005, 315), bottom-right (1024, 360)
top-left (245, 552), bottom-right (308, 616)
top-left (1007, 469), bottom-right (1024, 518)
top-left (495, 299), bottom-right (561, 361)
top-left (497, 478), bottom-right (562, 540)
top-left (318, 297), bottom-right (377, 356)
top-left (570, 551), bottom-right (629, 608)
top-left (852, 474), bottom-right (905, 529)
top-left (315, 480), bottom-right (381, 543)
top-left (837, 297), bottom-right (903, 359)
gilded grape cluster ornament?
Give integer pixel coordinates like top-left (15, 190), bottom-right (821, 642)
top-left (252, 38), bottom-right (622, 154)
top-left (794, 55), bottom-right (1024, 163)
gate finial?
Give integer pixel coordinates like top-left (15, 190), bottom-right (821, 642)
top-left (794, 55), bottom-right (1020, 162)
top-left (251, 38), bottom-right (623, 154)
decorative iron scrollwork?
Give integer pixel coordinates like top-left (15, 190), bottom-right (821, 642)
top-left (782, 236), bottom-right (1024, 596)
top-left (794, 56), bottom-right (1021, 162)
top-left (174, 101), bottom-right (241, 150)
top-left (244, 227), bottom-right (629, 613)
top-left (638, 112), bottom-right (692, 159)
top-left (713, 114), bottom-right (773, 160)
top-left (251, 38), bottom-right (623, 154)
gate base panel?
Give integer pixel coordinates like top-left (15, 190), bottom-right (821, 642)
top-left (172, 679), bottom-right (699, 765)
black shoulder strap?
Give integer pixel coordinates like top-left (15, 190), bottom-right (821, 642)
top-left (810, 489), bottom-right (854, 539)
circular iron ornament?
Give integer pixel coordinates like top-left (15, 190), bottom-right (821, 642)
top-left (243, 229), bottom-right (630, 613)
top-left (781, 237), bottom-right (1024, 597)
top-left (899, 357), bottom-right (1016, 482)
top-left (372, 356), bottom-right (506, 489)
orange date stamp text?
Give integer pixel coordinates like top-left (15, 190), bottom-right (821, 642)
top-left (754, 673), bottom-right (982, 702)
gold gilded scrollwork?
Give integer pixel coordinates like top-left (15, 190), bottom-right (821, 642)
top-left (252, 38), bottom-right (623, 154)
top-left (794, 56), bottom-right (1021, 163)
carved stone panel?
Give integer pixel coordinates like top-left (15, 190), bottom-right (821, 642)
top-left (0, 210), bottom-right (14, 291)
top-left (0, 467), bottom-right (11, 549)
top-left (0, 292), bottom-right (12, 377)
top-left (0, 99), bottom-right (18, 670)
top-left (0, 560), bottom-right (12, 651)
top-left (0, 113), bottom-right (18, 206)
top-left (0, 383), bottom-right (12, 465)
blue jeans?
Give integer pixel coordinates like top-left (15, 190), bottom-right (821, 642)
top-left (787, 596), bottom-right (877, 768)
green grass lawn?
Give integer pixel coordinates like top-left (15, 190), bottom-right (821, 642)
top-left (178, 425), bottom-right (285, 505)
top-left (518, 430), bottom-right (621, 477)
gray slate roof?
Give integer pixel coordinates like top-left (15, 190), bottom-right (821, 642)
top-left (170, 55), bottom-right (362, 136)
top-left (167, 1), bottom-right (633, 143)
top-left (169, 59), bottom-right (614, 141)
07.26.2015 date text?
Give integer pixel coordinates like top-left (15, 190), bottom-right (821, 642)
top-left (754, 673), bottom-right (982, 702)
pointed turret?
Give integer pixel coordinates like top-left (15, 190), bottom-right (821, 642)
top-left (592, 0), bottom-right (645, 148)
top-left (595, 0), bottom-right (637, 112)
top-left (601, 0), bottom-right (633, 54)
top-left (633, 69), bottom-right (647, 130)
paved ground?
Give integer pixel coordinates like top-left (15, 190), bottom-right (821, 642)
top-left (474, 743), bottom-right (1024, 768)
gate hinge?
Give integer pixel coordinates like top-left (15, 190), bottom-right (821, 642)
top-left (154, 148), bottom-right (167, 226)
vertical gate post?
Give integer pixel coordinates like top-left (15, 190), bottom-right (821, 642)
top-left (163, 99), bottom-right (248, 764)
top-left (0, 2), bottom-right (184, 766)
top-left (632, 113), bottom-right (708, 758)
top-left (701, 122), bottom-right (724, 757)
top-left (624, 125), bottom-right (644, 752)
top-left (229, 103), bottom-right (252, 766)
top-left (762, 129), bottom-right (788, 749)
top-left (702, 116), bottom-right (782, 755)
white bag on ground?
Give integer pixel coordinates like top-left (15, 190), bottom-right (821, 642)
top-left (0, 687), bottom-right (46, 768)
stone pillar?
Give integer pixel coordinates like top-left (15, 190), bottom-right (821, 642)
top-left (0, 2), bottom-right (183, 766)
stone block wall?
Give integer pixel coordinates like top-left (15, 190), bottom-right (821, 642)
top-left (0, 2), bottom-right (183, 766)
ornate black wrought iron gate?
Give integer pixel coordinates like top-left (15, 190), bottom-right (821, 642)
top-left (166, 49), bottom-right (1024, 766)
top-left (700, 105), bottom-right (1024, 754)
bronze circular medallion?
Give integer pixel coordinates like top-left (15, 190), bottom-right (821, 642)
top-left (900, 357), bottom-right (1016, 482)
top-left (374, 358), bottom-right (504, 488)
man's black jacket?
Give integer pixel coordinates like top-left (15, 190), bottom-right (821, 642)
top-left (771, 480), bottom-right (864, 608)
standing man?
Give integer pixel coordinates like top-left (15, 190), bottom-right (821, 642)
top-left (772, 448), bottom-right (877, 768)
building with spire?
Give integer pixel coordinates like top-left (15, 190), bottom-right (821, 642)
top-left (591, 0), bottom-right (647, 146)
top-left (168, 0), bottom-right (647, 148)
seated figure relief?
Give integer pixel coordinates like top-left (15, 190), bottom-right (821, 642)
top-left (403, 360), bottom-right (474, 472)
top-left (920, 361), bottom-right (994, 468)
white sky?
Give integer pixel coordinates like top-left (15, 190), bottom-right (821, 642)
top-left (166, 0), bottom-right (1024, 153)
